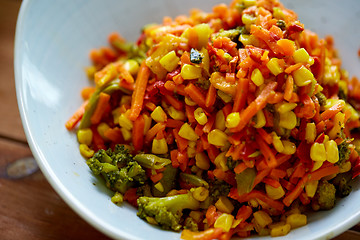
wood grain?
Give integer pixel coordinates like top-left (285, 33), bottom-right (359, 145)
top-left (0, 138), bottom-right (111, 240)
top-left (0, 0), bottom-right (359, 239)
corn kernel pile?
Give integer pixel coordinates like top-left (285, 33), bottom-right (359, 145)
top-left (67, 0), bottom-right (360, 238)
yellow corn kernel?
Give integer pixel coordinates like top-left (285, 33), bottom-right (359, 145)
top-left (159, 50), bottom-right (180, 72)
top-left (187, 145), bottom-right (196, 158)
top-left (328, 112), bottom-right (345, 139)
top-left (214, 152), bottom-right (229, 172)
top-left (325, 140), bottom-right (339, 163)
top-left (312, 161), bottom-right (323, 171)
top-left (152, 138), bottom-right (168, 154)
top-left (243, 0), bottom-right (256, 7)
top-left (215, 196), bottom-right (234, 214)
top-left (185, 96), bottom-right (197, 106)
top-left (278, 111), bottom-right (297, 130)
top-left (253, 211), bottom-right (273, 228)
top-left (269, 221), bottom-right (286, 230)
top-left (273, 7), bottom-right (285, 19)
top-left (293, 48), bottom-right (310, 63)
top-left (293, 66), bottom-right (314, 87)
top-left (282, 140), bottom-right (296, 155)
top-left (215, 110), bottom-right (226, 131)
top-left (85, 65), bottom-right (96, 78)
top-left (214, 213), bottom-right (234, 232)
top-left (167, 106), bottom-right (186, 121)
top-left (195, 152), bottom-right (210, 170)
top-left (143, 114), bottom-right (152, 135)
top-left (305, 122), bottom-right (316, 144)
top-left (77, 128), bottom-right (93, 146)
top-left (270, 223), bottom-right (291, 237)
top-left (275, 102), bottom-right (297, 114)
top-left (192, 187), bottom-right (209, 202)
top-left (226, 112), bottom-right (241, 128)
top-left (265, 184), bottom-right (285, 200)
top-left (111, 192), bottom-right (124, 204)
top-left (79, 144), bottom-right (94, 158)
top-left (194, 107), bottom-right (208, 125)
top-left (208, 129), bottom-right (228, 147)
top-left (286, 214), bottom-right (307, 229)
top-left (242, 13), bottom-right (256, 26)
top-left (123, 59), bottom-right (139, 76)
top-left (151, 106), bottom-right (167, 123)
top-left (154, 182), bottom-right (164, 192)
top-left (251, 68), bottom-right (264, 86)
top-left (253, 110), bottom-right (266, 129)
top-left (120, 95), bottom-right (132, 106)
top-left (343, 103), bottom-right (360, 121)
top-left (97, 122), bottom-right (110, 140)
top-left (239, 34), bottom-right (252, 46)
top-left (267, 58), bottom-right (284, 76)
top-left (120, 127), bottom-right (132, 141)
top-left (119, 114), bottom-right (133, 130)
top-left (181, 64), bottom-right (202, 79)
top-left (217, 90), bottom-right (232, 103)
top-left (271, 132), bottom-right (284, 153)
top-left (305, 180), bottom-right (319, 198)
top-left (339, 161), bottom-right (351, 173)
top-left (200, 48), bottom-right (210, 73)
top-left (96, 63), bottom-right (116, 87)
top-left (112, 107), bottom-right (122, 124)
top-left (194, 23), bottom-right (212, 49)
top-left (178, 123), bottom-right (199, 141)
top-left (310, 142), bottom-right (327, 162)
top-left (189, 211), bottom-right (203, 223)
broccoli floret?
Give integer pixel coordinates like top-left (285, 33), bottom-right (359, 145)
top-left (87, 145), bottom-right (147, 194)
top-left (137, 193), bottom-right (200, 231)
top-left (227, 156), bottom-right (237, 170)
top-left (209, 179), bottom-right (231, 204)
top-left (338, 141), bottom-right (351, 166)
top-left (212, 27), bottom-right (246, 42)
top-left (316, 92), bottom-right (327, 107)
top-left (184, 217), bottom-right (199, 232)
top-left (332, 173), bottom-right (352, 197)
top-left (276, 20), bottom-right (286, 30)
top-left (313, 180), bottom-right (336, 210)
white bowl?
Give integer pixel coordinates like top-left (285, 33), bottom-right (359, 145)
top-left (15, 0), bottom-right (360, 239)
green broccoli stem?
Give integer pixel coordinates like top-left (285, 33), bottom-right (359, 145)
top-left (137, 193), bottom-right (200, 231)
top-left (79, 79), bottom-right (121, 129)
top-left (133, 154), bottom-right (171, 169)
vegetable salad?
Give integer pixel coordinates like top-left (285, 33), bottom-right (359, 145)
top-left (66, 0), bottom-right (360, 238)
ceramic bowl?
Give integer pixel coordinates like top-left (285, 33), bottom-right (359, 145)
top-left (15, 0), bottom-right (360, 239)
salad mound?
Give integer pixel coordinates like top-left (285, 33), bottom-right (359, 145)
top-left (66, 0), bottom-right (360, 238)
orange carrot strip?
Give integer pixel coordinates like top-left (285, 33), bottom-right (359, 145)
top-left (181, 228), bottom-right (223, 240)
top-left (283, 176), bottom-right (308, 207)
top-left (263, 177), bottom-right (281, 188)
top-left (320, 101), bottom-right (345, 120)
top-left (254, 168), bottom-right (271, 187)
top-left (256, 134), bottom-right (277, 168)
top-left (132, 115), bottom-right (145, 152)
top-left (257, 128), bottom-right (273, 145)
top-left (284, 75), bottom-right (294, 101)
top-left (164, 80), bottom-right (176, 91)
top-left (284, 63), bottom-right (303, 74)
top-left (166, 119), bottom-right (184, 128)
top-left (171, 149), bottom-right (180, 168)
top-left (164, 94), bottom-right (184, 110)
top-left (185, 105), bottom-right (196, 123)
top-left (184, 83), bottom-right (207, 108)
top-left (236, 205), bottom-right (252, 222)
top-left (150, 172), bottom-right (163, 183)
top-left (277, 39), bottom-right (295, 56)
top-left (81, 87), bottom-right (96, 100)
top-left (90, 92), bottom-right (111, 124)
top-left (145, 102), bottom-right (156, 111)
top-left (234, 162), bottom-right (247, 174)
top-left (205, 84), bottom-right (217, 108)
top-left (233, 77), bottom-right (249, 112)
top-left (269, 168), bottom-right (287, 179)
top-left (145, 123), bottom-right (166, 143)
top-left (231, 81), bottom-right (277, 132)
top-left (65, 100), bottom-right (89, 130)
top-left (129, 62), bottom-right (151, 121)
top-left (104, 127), bottom-right (123, 143)
top-left (173, 128), bottom-right (189, 152)
top-left (309, 165), bottom-right (340, 181)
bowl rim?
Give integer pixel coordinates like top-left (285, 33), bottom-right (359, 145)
top-left (13, 1), bottom-right (360, 240)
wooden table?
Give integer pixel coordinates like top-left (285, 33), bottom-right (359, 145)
top-left (0, 0), bottom-right (359, 239)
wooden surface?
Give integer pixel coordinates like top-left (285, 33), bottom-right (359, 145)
top-left (0, 0), bottom-right (359, 240)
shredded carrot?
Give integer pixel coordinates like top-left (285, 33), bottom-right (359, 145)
top-left (129, 62), bottom-right (151, 121)
top-left (65, 100), bottom-right (89, 130)
top-left (90, 92), bottom-right (111, 125)
top-left (132, 115), bottom-right (145, 152)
